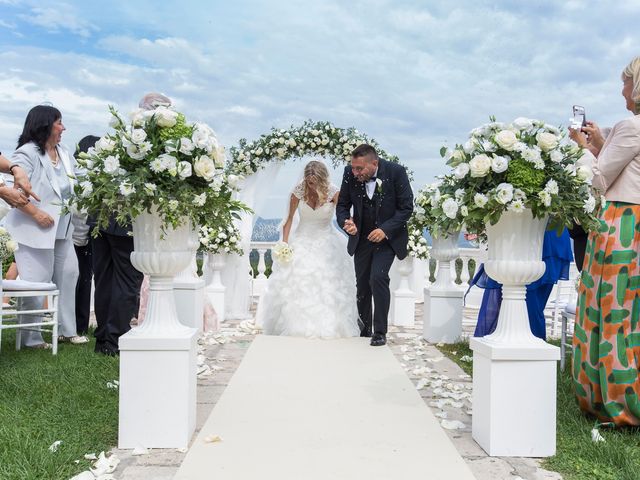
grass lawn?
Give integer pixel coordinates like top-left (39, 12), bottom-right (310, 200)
top-left (0, 329), bottom-right (119, 480)
top-left (438, 339), bottom-right (640, 480)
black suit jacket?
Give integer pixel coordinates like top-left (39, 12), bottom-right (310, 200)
top-left (87, 213), bottom-right (132, 237)
top-left (336, 159), bottom-right (413, 259)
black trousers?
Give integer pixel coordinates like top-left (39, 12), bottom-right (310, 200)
top-left (568, 224), bottom-right (588, 272)
top-left (92, 232), bottom-right (144, 353)
top-left (354, 239), bottom-right (396, 335)
top-left (74, 242), bottom-right (93, 335)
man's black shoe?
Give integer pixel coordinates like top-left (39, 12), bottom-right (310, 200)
top-left (370, 333), bottom-right (386, 346)
top-left (360, 329), bottom-right (372, 338)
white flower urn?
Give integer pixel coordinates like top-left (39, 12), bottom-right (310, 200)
top-left (129, 208), bottom-right (195, 337)
top-left (430, 230), bottom-right (460, 290)
top-left (482, 209), bottom-right (547, 346)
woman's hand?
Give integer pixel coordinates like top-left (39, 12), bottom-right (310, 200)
top-left (582, 121), bottom-right (605, 153)
top-left (33, 209), bottom-right (55, 228)
top-left (11, 166), bottom-right (40, 201)
top-left (568, 126), bottom-right (589, 148)
top-left (0, 185), bottom-right (29, 207)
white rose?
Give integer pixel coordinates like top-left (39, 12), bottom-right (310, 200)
top-left (550, 150), bottom-right (564, 163)
top-left (455, 188), bottom-right (465, 200)
top-left (179, 138), bottom-right (194, 155)
top-left (577, 165), bottom-right (593, 182)
top-left (474, 193), bottom-right (488, 208)
top-left (130, 128), bottom-right (147, 145)
top-left (481, 140), bottom-right (496, 153)
top-left (441, 197), bottom-right (459, 219)
top-left (212, 145), bottom-right (226, 168)
top-left (494, 130), bottom-right (518, 151)
top-left (178, 161), bottom-right (192, 179)
top-left (495, 183), bottom-right (514, 205)
top-left (109, 114), bottom-right (120, 129)
top-left (491, 155), bottom-right (509, 173)
top-left (513, 188), bottom-right (527, 201)
top-left (6, 240), bottom-right (18, 253)
top-left (544, 179), bottom-right (559, 195)
top-left (454, 163), bottom-right (470, 179)
top-left (95, 136), bottom-right (116, 153)
top-left (463, 138), bottom-right (477, 154)
top-left (154, 107), bottom-right (178, 128)
top-left (536, 132), bottom-right (559, 152)
top-left (227, 174), bottom-right (242, 188)
top-left (193, 155), bottom-right (216, 181)
top-left (469, 154), bottom-right (492, 177)
top-left (158, 153), bottom-right (177, 172)
top-left (103, 155), bottom-right (120, 174)
top-left (127, 141), bottom-right (151, 160)
top-left (512, 117), bottom-right (533, 130)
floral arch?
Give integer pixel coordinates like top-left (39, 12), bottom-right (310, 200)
top-left (227, 120), bottom-right (407, 175)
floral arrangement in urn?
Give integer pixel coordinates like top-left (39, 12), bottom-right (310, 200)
top-left (73, 106), bottom-right (248, 232)
top-left (406, 225), bottom-right (429, 260)
top-left (412, 178), bottom-right (467, 239)
top-left (198, 223), bottom-right (243, 256)
top-left (0, 227), bottom-right (18, 261)
top-left (442, 117), bottom-right (601, 234)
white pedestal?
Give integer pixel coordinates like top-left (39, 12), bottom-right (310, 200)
top-left (118, 329), bottom-right (198, 449)
top-left (392, 290), bottom-right (415, 327)
top-left (423, 287), bottom-right (463, 343)
top-left (206, 284), bottom-right (225, 322)
top-left (174, 278), bottom-right (205, 334)
top-left (470, 337), bottom-right (560, 457)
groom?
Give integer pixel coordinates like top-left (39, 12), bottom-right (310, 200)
top-left (337, 144), bottom-right (413, 346)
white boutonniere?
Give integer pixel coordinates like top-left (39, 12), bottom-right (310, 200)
top-left (375, 178), bottom-right (383, 194)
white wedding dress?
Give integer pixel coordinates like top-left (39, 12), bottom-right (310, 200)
top-left (257, 183), bottom-right (360, 338)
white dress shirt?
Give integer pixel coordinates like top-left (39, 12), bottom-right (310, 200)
top-left (365, 168), bottom-right (378, 199)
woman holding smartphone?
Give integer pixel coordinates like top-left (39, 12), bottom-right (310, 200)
top-left (569, 55), bottom-right (640, 426)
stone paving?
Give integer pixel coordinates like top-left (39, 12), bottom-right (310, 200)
top-left (104, 308), bottom-right (563, 480)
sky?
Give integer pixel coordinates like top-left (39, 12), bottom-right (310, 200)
top-left (0, 0), bottom-right (638, 217)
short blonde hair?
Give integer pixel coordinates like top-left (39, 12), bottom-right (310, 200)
top-left (622, 56), bottom-right (640, 109)
top-left (303, 160), bottom-right (330, 204)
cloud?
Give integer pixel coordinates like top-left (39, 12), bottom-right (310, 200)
top-left (19, 3), bottom-right (97, 37)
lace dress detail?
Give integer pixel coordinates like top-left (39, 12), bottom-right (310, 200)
top-left (256, 189), bottom-right (360, 338)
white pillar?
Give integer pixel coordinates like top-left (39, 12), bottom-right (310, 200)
top-left (205, 253), bottom-right (226, 322)
top-left (392, 256), bottom-right (415, 327)
top-left (423, 231), bottom-right (463, 343)
top-left (119, 209), bottom-right (198, 449)
top-left (251, 248), bottom-right (269, 298)
top-left (471, 209), bottom-right (559, 457)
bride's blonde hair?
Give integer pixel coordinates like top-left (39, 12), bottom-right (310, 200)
top-left (303, 160), bottom-right (330, 204)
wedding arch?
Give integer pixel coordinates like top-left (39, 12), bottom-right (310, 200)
top-left (221, 120), bottom-right (408, 320)
top-left (227, 119), bottom-right (406, 175)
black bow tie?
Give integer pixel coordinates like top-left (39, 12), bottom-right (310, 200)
top-left (368, 176), bottom-right (377, 182)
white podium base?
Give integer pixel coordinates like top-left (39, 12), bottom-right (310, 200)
top-left (206, 284), bottom-right (226, 322)
top-left (392, 290), bottom-right (415, 327)
top-left (118, 329), bottom-right (198, 449)
top-left (423, 287), bottom-right (463, 343)
top-left (174, 279), bottom-right (205, 334)
top-left (470, 337), bottom-right (559, 457)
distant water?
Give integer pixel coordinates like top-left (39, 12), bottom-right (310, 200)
top-left (252, 217), bottom-right (477, 248)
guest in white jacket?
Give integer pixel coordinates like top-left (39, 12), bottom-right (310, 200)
top-left (5, 105), bottom-right (88, 348)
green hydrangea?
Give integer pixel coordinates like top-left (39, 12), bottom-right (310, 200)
top-left (158, 113), bottom-right (192, 141)
top-left (506, 158), bottom-right (545, 193)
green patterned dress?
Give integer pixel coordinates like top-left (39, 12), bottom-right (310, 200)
top-left (573, 201), bottom-right (640, 426)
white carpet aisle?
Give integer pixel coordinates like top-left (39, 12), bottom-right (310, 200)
top-left (175, 335), bottom-right (476, 479)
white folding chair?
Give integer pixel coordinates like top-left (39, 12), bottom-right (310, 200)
top-left (0, 279), bottom-right (60, 355)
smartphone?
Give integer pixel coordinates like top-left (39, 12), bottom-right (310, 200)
top-left (572, 105), bottom-right (587, 128)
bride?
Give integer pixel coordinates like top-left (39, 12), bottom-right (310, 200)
top-left (256, 160), bottom-right (360, 338)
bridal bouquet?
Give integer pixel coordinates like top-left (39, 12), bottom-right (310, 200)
top-left (412, 178), bottom-right (467, 239)
top-left (73, 106), bottom-right (248, 233)
top-left (198, 223), bottom-right (243, 256)
top-left (0, 227), bottom-right (18, 261)
top-left (272, 241), bottom-right (294, 264)
top-left (442, 117), bottom-right (601, 234)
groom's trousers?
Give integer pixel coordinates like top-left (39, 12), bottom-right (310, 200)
top-left (354, 240), bottom-right (396, 335)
